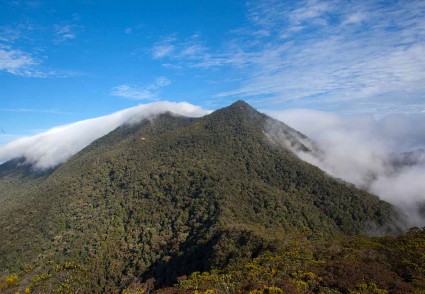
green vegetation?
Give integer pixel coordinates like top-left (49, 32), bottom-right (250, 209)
top-left (0, 260), bottom-right (87, 293)
top-left (0, 101), bottom-right (405, 293)
top-left (170, 228), bottom-right (425, 293)
top-left (5, 227), bottom-right (415, 294)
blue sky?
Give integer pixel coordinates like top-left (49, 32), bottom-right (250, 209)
top-left (1, 0), bottom-right (425, 144)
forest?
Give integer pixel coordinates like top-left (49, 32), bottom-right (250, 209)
top-left (0, 101), bottom-right (419, 293)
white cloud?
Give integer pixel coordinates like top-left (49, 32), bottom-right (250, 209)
top-left (111, 85), bottom-right (155, 100)
top-left (151, 1), bottom-right (425, 114)
top-left (0, 47), bottom-right (76, 77)
top-left (0, 23), bottom-right (78, 78)
top-left (341, 12), bottom-right (367, 26)
top-left (54, 24), bottom-right (76, 43)
top-left (288, 0), bottom-right (330, 25)
top-left (153, 76), bottom-right (171, 88)
top-left (152, 37), bottom-right (176, 59)
top-left (215, 17), bottom-right (425, 110)
top-left (111, 77), bottom-right (171, 100)
top-left (0, 108), bottom-right (67, 114)
top-left (150, 34), bottom-right (244, 69)
top-left (0, 26), bottom-right (22, 43)
top-left (0, 47), bottom-right (38, 76)
top-left (180, 44), bottom-right (206, 58)
top-left (0, 23), bottom-right (78, 77)
top-left (0, 101), bottom-right (210, 169)
top-left (152, 44), bottom-right (175, 59)
top-left (1, 99), bottom-right (424, 227)
top-left (124, 24), bottom-right (144, 35)
top-left (266, 109), bottom-right (425, 226)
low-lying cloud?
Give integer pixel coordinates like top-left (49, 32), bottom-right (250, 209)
top-left (266, 109), bottom-right (425, 227)
top-left (0, 101), bottom-right (209, 169)
top-left (1, 101), bottom-right (424, 227)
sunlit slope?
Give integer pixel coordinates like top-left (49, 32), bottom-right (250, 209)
top-left (0, 101), bottom-right (399, 292)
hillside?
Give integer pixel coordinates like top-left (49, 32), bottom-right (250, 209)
top-left (0, 101), bottom-right (402, 293)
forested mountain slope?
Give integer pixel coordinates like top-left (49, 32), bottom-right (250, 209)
top-left (0, 101), bottom-right (401, 293)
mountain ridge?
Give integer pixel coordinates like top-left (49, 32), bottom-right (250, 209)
top-left (0, 101), bottom-right (403, 292)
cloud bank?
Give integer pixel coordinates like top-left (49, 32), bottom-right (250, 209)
top-left (266, 110), bottom-right (425, 227)
top-left (0, 101), bottom-right (209, 169)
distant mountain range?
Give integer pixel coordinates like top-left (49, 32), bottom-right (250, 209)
top-left (1, 101), bottom-right (420, 293)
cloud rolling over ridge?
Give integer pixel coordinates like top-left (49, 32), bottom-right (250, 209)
top-left (266, 109), bottom-right (425, 227)
top-left (0, 102), bottom-right (209, 169)
top-left (0, 101), bottom-right (424, 228)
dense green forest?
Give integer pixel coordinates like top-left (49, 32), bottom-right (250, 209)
top-left (167, 228), bottom-right (425, 294)
top-left (0, 101), bottom-right (411, 293)
top-left (2, 228), bottom-right (425, 293)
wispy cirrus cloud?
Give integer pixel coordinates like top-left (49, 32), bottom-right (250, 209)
top-left (0, 108), bottom-right (69, 114)
top-left (0, 24), bottom-right (41, 77)
top-left (111, 77), bottom-right (171, 100)
top-left (151, 34), bottom-right (254, 70)
top-left (124, 23), bottom-right (144, 35)
top-left (152, 36), bottom-right (176, 59)
top-left (216, 0), bottom-right (425, 112)
top-left (0, 11), bottom-right (81, 77)
top-left (0, 26), bottom-right (22, 43)
top-left (0, 46), bottom-right (39, 76)
top-left (151, 0), bottom-right (425, 115)
top-left (0, 46), bottom-right (77, 77)
top-left (54, 24), bottom-right (76, 43)
top-left (0, 21), bottom-right (79, 77)
top-left (4, 0), bottom-right (43, 9)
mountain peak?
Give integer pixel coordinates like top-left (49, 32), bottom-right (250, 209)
top-left (0, 99), bottom-right (402, 292)
top-left (215, 100), bottom-right (260, 119)
top-left (206, 100), bottom-right (265, 131)
top-left (229, 100), bottom-right (255, 110)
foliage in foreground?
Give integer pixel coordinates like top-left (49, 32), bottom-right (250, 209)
top-left (162, 228), bottom-right (425, 294)
top-left (0, 261), bottom-right (87, 294)
top-left (2, 228), bottom-right (424, 293)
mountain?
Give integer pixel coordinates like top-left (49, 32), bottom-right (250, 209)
top-left (390, 148), bottom-right (425, 170)
top-left (0, 101), bottom-right (403, 293)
